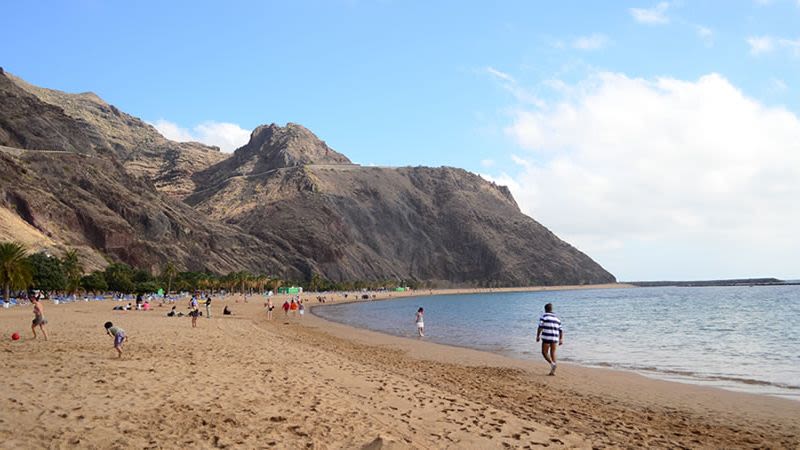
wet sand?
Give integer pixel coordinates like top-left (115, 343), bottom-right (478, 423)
top-left (1, 287), bottom-right (798, 449)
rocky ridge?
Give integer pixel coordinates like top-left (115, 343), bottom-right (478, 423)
top-left (0, 69), bottom-right (615, 285)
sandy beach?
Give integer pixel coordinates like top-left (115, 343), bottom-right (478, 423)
top-left (1, 286), bottom-right (798, 449)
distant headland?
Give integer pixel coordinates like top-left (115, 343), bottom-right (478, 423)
top-left (627, 278), bottom-right (799, 287)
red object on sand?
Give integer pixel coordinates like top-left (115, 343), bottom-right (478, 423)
top-left (11, 332), bottom-right (20, 341)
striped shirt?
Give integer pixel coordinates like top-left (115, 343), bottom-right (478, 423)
top-left (538, 313), bottom-right (562, 343)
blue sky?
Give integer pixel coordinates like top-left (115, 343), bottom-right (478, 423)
top-left (3, 1), bottom-right (800, 280)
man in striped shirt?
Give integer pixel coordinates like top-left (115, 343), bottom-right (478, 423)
top-left (536, 303), bottom-right (563, 376)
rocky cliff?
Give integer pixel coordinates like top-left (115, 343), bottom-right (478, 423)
top-left (0, 69), bottom-right (615, 285)
top-left (4, 71), bottom-right (226, 198)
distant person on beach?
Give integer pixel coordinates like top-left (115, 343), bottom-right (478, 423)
top-left (31, 295), bottom-right (48, 340)
top-left (415, 307), bottom-right (425, 337)
top-left (266, 298), bottom-right (274, 320)
top-left (298, 300), bottom-right (304, 317)
top-left (536, 303), bottom-right (563, 376)
top-left (282, 299), bottom-right (290, 317)
top-left (290, 299), bottom-right (298, 316)
top-left (205, 295), bottom-right (212, 319)
top-left (223, 305), bottom-right (232, 315)
top-left (104, 321), bottom-right (127, 358)
top-left (189, 296), bottom-right (200, 328)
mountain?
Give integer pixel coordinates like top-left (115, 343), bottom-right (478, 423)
top-left (0, 68), bottom-right (615, 286)
top-left (0, 69), bottom-right (272, 272)
top-left (3, 70), bottom-right (226, 198)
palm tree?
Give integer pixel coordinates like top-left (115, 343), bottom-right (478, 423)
top-left (255, 274), bottom-right (268, 294)
top-left (161, 262), bottom-right (178, 296)
top-left (236, 271), bottom-right (249, 295)
top-left (61, 249), bottom-right (84, 294)
top-left (0, 241), bottom-right (33, 302)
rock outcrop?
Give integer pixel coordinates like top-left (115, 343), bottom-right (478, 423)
top-left (5, 72), bottom-right (226, 198)
top-left (0, 69), bottom-right (615, 286)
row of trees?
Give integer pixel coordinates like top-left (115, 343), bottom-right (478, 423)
top-left (0, 242), bottom-right (87, 300)
top-left (1, 241), bottom-right (417, 299)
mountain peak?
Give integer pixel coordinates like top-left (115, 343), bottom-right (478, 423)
top-left (241, 122), bottom-right (351, 168)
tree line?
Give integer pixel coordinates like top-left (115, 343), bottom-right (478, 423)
top-left (0, 241), bottom-right (418, 300)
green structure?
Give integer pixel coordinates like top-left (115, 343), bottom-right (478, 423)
top-left (278, 286), bottom-right (301, 294)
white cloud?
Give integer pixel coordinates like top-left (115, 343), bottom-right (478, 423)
top-left (630, 2), bottom-right (670, 25)
top-left (151, 119), bottom-right (194, 142)
top-left (485, 67), bottom-right (515, 83)
top-left (480, 159), bottom-right (496, 168)
top-left (747, 35), bottom-right (800, 57)
top-left (572, 34), bottom-right (610, 50)
top-left (747, 36), bottom-right (774, 55)
top-left (500, 72), bottom-right (800, 279)
top-left (695, 25), bottom-right (713, 46)
top-left (151, 119), bottom-right (250, 152)
top-left (484, 67), bottom-right (545, 107)
top-left (769, 78), bottom-right (788, 92)
top-left (778, 37), bottom-right (800, 56)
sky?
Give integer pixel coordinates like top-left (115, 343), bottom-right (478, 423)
top-left (2, 1), bottom-right (800, 281)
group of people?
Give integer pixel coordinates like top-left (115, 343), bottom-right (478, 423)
top-left (274, 297), bottom-right (304, 319)
top-left (21, 287), bottom-right (566, 376)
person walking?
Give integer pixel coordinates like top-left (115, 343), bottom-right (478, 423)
top-left (31, 294), bottom-right (48, 340)
top-left (536, 303), bottom-right (564, 376)
top-left (266, 298), bottom-right (274, 320)
top-left (282, 299), bottom-right (290, 317)
top-left (205, 295), bottom-right (212, 319)
top-left (415, 307), bottom-right (425, 337)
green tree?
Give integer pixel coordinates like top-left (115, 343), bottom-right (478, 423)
top-left (61, 249), bottom-right (84, 294)
top-left (133, 268), bottom-right (153, 284)
top-left (135, 280), bottom-right (159, 294)
top-left (104, 263), bottom-right (135, 293)
top-left (161, 262), bottom-right (178, 295)
top-left (0, 241), bottom-right (33, 301)
top-left (28, 252), bottom-right (66, 293)
top-left (80, 271), bottom-right (108, 293)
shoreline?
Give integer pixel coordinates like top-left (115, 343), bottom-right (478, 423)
top-left (308, 284), bottom-right (798, 401)
top-left (293, 295), bottom-right (800, 447)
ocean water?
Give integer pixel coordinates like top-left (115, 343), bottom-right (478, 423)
top-left (314, 286), bottom-right (800, 399)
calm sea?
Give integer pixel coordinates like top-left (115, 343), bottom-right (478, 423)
top-left (314, 286), bottom-right (800, 399)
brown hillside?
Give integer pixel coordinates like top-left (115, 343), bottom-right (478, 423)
top-left (0, 69), bottom-right (615, 286)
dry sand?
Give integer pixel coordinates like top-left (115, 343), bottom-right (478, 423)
top-left (1, 286), bottom-right (798, 449)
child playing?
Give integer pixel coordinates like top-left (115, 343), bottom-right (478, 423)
top-left (104, 321), bottom-right (127, 358)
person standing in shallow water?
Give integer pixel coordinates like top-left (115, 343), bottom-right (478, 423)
top-left (536, 303), bottom-right (563, 376)
top-left (415, 307), bottom-right (425, 337)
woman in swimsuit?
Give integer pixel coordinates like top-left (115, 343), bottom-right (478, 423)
top-left (266, 298), bottom-right (274, 321)
top-left (189, 296), bottom-right (200, 328)
top-left (415, 307), bottom-right (424, 337)
top-left (31, 295), bottom-right (48, 340)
